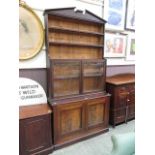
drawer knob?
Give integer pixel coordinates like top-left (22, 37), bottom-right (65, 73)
top-left (127, 99), bottom-right (130, 102)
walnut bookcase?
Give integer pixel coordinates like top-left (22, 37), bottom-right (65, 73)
top-left (44, 7), bottom-right (110, 149)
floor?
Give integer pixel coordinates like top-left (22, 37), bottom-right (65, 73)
top-left (49, 120), bottom-right (135, 155)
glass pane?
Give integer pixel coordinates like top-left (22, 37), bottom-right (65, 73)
top-left (54, 79), bottom-right (80, 97)
top-left (53, 61), bottom-right (80, 79)
top-left (83, 62), bottom-right (104, 76)
top-left (83, 77), bottom-right (104, 93)
top-left (53, 61), bottom-right (80, 98)
top-left (83, 61), bottom-right (105, 93)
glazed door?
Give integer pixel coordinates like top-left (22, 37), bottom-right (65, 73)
top-left (51, 60), bottom-right (81, 99)
top-left (82, 60), bottom-right (106, 93)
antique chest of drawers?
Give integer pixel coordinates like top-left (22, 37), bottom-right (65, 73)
top-left (106, 74), bottom-right (135, 127)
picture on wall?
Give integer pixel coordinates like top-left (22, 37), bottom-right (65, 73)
top-left (126, 34), bottom-right (135, 60)
top-left (104, 33), bottom-right (127, 57)
top-left (19, 2), bottom-right (44, 60)
top-left (104, 0), bottom-right (127, 31)
top-left (104, 33), bottom-right (126, 57)
top-left (125, 0), bottom-right (135, 30)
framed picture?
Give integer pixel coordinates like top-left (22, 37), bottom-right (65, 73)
top-left (126, 34), bottom-right (135, 60)
top-left (125, 0), bottom-right (135, 30)
top-left (19, 2), bottom-right (44, 60)
top-left (104, 0), bottom-right (127, 31)
top-left (104, 33), bottom-right (127, 57)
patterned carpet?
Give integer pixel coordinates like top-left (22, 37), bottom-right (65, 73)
top-left (50, 120), bottom-right (135, 155)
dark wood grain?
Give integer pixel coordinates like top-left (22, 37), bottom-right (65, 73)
top-left (106, 74), bottom-right (135, 127)
top-left (52, 94), bottom-right (110, 148)
top-left (19, 104), bottom-right (52, 120)
top-left (49, 59), bottom-right (106, 100)
top-left (19, 113), bottom-right (54, 155)
top-left (106, 73), bottom-right (135, 85)
top-left (43, 7), bottom-right (109, 149)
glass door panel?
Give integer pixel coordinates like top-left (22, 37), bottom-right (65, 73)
top-left (83, 60), bottom-right (105, 93)
top-left (52, 60), bottom-right (80, 98)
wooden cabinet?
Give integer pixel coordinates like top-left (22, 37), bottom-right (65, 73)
top-left (51, 93), bottom-right (110, 148)
top-left (44, 7), bottom-right (110, 148)
top-left (19, 104), bottom-right (54, 155)
top-left (106, 74), bottom-right (135, 127)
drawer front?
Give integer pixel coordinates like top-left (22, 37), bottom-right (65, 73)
top-left (128, 84), bottom-right (135, 91)
top-left (114, 107), bottom-right (126, 124)
top-left (128, 84), bottom-right (135, 105)
top-left (115, 86), bottom-right (129, 108)
top-left (117, 85), bottom-right (128, 93)
top-left (128, 105), bottom-right (135, 119)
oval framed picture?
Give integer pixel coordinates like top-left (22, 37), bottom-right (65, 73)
top-left (19, 2), bottom-right (44, 60)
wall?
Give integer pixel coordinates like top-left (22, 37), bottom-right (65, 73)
top-left (19, 69), bottom-right (47, 93)
top-left (107, 65), bottom-right (135, 77)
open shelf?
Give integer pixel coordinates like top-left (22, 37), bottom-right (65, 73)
top-left (49, 26), bottom-right (104, 36)
top-left (49, 41), bottom-right (104, 48)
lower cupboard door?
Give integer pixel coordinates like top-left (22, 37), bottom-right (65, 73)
top-left (86, 97), bottom-right (109, 129)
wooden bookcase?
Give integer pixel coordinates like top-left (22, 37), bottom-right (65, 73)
top-left (44, 7), bottom-right (110, 148)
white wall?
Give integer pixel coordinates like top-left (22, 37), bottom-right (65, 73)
top-left (19, 0), bottom-right (135, 68)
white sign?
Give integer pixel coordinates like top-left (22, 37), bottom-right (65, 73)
top-left (19, 78), bottom-right (47, 106)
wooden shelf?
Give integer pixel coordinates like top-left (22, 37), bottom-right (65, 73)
top-left (49, 41), bottom-right (104, 48)
top-left (54, 75), bottom-right (79, 80)
top-left (54, 73), bottom-right (103, 79)
top-left (49, 26), bottom-right (104, 36)
top-left (84, 89), bottom-right (103, 93)
top-left (54, 92), bottom-right (79, 98)
top-left (84, 73), bottom-right (104, 77)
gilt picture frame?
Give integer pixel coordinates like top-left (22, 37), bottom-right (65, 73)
top-left (19, 2), bottom-right (44, 60)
